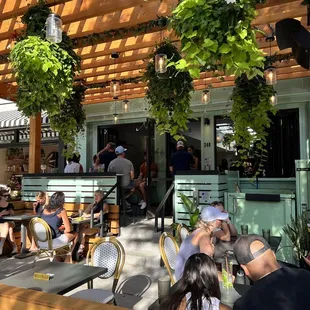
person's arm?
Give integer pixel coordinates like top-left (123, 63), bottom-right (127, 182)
top-left (198, 234), bottom-right (215, 257)
top-left (0, 203), bottom-right (14, 217)
top-left (60, 209), bottom-right (72, 233)
top-left (97, 144), bottom-right (110, 156)
top-left (226, 218), bottom-right (238, 237)
top-left (193, 157), bottom-right (199, 170)
top-left (213, 222), bottom-right (231, 241)
top-left (83, 203), bottom-right (94, 216)
top-left (130, 162), bottom-right (134, 180)
top-left (220, 303), bottom-right (232, 310)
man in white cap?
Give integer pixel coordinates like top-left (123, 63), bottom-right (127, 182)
top-left (108, 146), bottom-right (135, 190)
top-left (169, 141), bottom-right (194, 176)
top-left (175, 206), bottom-right (230, 280)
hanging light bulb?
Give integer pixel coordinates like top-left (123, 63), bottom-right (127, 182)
top-left (155, 53), bottom-right (167, 73)
top-left (201, 89), bottom-right (211, 104)
top-left (110, 80), bottom-right (120, 97)
top-left (110, 52), bottom-right (120, 97)
top-left (265, 66), bottom-right (277, 85)
top-left (123, 99), bottom-right (129, 113)
top-left (270, 93), bottom-right (278, 106)
top-left (113, 113), bottom-right (118, 124)
top-left (46, 13), bottom-right (62, 43)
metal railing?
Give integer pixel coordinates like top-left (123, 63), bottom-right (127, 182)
top-left (90, 182), bottom-right (118, 237)
top-left (154, 182), bottom-right (175, 234)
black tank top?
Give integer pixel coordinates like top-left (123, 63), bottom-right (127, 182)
top-left (40, 208), bottom-right (63, 238)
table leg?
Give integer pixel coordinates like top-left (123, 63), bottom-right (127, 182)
top-left (14, 221), bottom-right (35, 259)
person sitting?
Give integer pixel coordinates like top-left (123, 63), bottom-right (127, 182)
top-left (40, 191), bottom-right (77, 262)
top-left (0, 190), bottom-right (17, 255)
top-left (175, 206), bottom-right (229, 280)
top-left (136, 152), bottom-right (158, 210)
top-left (89, 155), bottom-right (105, 172)
top-left (108, 146), bottom-right (134, 189)
top-left (162, 253), bottom-right (231, 310)
top-left (64, 157), bottom-right (80, 173)
top-left (233, 234), bottom-right (310, 310)
top-left (33, 191), bottom-right (49, 215)
top-left (77, 190), bottom-right (109, 255)
top-left (211, 201), bottom-right (238, 240)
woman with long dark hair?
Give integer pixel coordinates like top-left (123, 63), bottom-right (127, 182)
top-left (162, 253), bottom-right (231, 310)
top-left (40, 192), bottom-right (77, 261)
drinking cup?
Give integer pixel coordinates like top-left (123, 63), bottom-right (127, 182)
top-left (158, 276), bottom-right (170, 304)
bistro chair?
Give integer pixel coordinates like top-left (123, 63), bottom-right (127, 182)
top-left (159, 232), bottom-right (179, 285)
top-left (176, 223), bottom-right (190, 244)
top-left (29, 217), bottom-right (73, 263)
top-left (70, 237), bottom-right (125, 304)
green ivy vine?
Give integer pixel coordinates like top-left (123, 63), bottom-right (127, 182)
top-left (228, 74), bottom-right (276, 173)
top-left (143, 41), bottom-right (194, 140)
top-left (9, 0), bottom-right (85, 158)
top-left (170, 0), bottom-right (265, 79)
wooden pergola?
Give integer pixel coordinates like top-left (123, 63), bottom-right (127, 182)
top-left (0, 0), bottom-right (308, 171)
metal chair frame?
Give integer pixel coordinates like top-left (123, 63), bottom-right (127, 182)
top-left (159, 232), bottom-right (179, 285)
top-left (176, 223), bottom-right (190, 244)
top-left (86, 236), bottom-right (126, 292)
top-left (29, 217), bottom-right (72, 263)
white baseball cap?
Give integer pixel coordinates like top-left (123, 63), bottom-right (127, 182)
top-left (201, 206), bottom-right (228, 222)
top-left (115, 146), bottom-right (127, 155)
top-left (177, 141), bottom-right (184, 147)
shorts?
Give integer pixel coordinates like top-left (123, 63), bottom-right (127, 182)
top-left (38, 233), bottom-right (69, 249)
top-left (0, 221), bottom-right (15, 233)
top-left (123, 180), bottom-right (135, 190)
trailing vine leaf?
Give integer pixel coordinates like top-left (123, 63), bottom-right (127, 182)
top-left (170, 0), bottom-right (265, 79)
top-left (228, 74), bottom-right (276, 175)
top-left (143, 41), bottom-right (194, 140)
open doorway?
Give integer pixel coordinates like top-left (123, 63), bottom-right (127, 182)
top-left (97, 121), bottom-right (154, 177)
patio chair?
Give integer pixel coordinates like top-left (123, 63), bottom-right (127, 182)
top-left (29, 217), bottom-right (73, 263)
top-left (70, 237), bottom-right (125, 304)
top-left (176, 223), bottom-right (190, 244)
top-left (159, 232), bottom-right (179, 285)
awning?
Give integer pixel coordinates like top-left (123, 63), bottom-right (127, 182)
top-left (0, 109), bottom-right (49, 129)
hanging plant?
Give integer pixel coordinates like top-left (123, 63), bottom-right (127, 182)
top-left (9, 0), bottom-right (85, 158)
top-left (10, 36), bottom-right (75, 116)
top-left (143, 41), bottom-right (194, 140)
top-left (49, 85), bottom-right (86, 157)
top-left (227, 74), bottom-right (276, 174)
top-left (170, 0), bottom-right (265, 79)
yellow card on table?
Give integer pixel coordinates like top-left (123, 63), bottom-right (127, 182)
top-left (33, 272), bottom-right (50, 281)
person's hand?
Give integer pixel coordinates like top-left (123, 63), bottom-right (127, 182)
top-left (304, 256), bottom-right (310, 267)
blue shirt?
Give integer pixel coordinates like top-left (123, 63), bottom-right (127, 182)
top-left (169, 150), bottom-right (194, 175)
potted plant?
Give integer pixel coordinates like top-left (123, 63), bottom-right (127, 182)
top-left (283, 212), bottom-right (310, 270)
top-left (178, 192), bottom-right (200, 231)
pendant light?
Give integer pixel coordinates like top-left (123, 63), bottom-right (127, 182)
top-left (155, 31), bottom-right (167, 74)
top-left (113, 98), bottom-right (118, 124)
top-left (201, 72), bottom-right (211, 104)
top-left (270, 92), bottom-right (278, 106)
top-left (110, 53), bottom-right (120, 97)
top-left (46, 13), bottom-right (62, 43)
top-left (264, 33), bottom-right (277, 85)
top-left (123, 83), bottom-right (129, 113)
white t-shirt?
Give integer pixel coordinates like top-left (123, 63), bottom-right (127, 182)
top-left (64, 162), bottom-right (80, 173)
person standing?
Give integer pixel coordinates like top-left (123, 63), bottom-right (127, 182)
top-left (233, 234), bottom-right (310, 310)
top-left (64, 157), bottom-right (80, 173)
top-left (169, 141), bottom-right (194, 175)
top-left (108, 146), bottom-right (135, 190)
top-left (97, 142), bottom-right (117, 172)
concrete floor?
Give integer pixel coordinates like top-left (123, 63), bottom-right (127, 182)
top-left (0, 215), bottom-right (173, 309)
